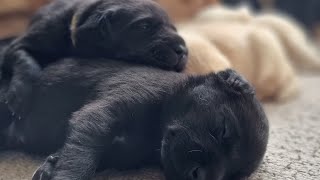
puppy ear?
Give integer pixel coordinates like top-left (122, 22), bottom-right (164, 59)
top-left (216, 69), bottom-right (255, 96)
top-left (71, 0), bottom-right (115, 48)
top-left (217, 106), bottom-right (240, 145)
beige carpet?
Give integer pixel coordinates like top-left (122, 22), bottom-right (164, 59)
top-left (0, 75), bottom-right (319, 180)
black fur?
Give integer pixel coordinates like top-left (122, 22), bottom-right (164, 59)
top-left (0, 39), bottom-right (268, 180)
top-left (0, 0), bottom-right (188, 119)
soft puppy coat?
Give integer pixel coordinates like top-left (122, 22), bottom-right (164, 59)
top-left (1, 0), bottom-right (188, 121)
top-left (180, 5), bottom-right (320, 101)
top-left (196, 5), bottom-right (320, 72)
top-left (180, 23), bottom-right (298, 101)
top-left (0, 38), bottom-right (269, 180)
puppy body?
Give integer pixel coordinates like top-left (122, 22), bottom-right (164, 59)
top-left (179, 30), bottom-right (231, 74)
top-left (195, 5), bottom-right (320, 73)
top-left (253, 14), bottom-right (320, 72)
top-left (194, 5), bottom-right (252, 22)
top-left (180, 6), bottom-right (320, 101)
top-left (180, 22), bottom-right (297, 101)
top-left (0, 41), bottom-right (269, 180)
top-left (1, 0), bottom-right (187, 120)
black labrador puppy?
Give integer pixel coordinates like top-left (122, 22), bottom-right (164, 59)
top-left (1, 0), bottom-right (188, 119)
top-left (0, 40), bottom-right (269, 180)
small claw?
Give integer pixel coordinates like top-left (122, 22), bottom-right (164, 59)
top-left (32, 168), bottom-right (40, 180)
top-left (47, 155), bottom-right (59, 164)
top-left (32, 155), bottom-right (59, 180)
top-left (11, 112), bottom-right (15, 116)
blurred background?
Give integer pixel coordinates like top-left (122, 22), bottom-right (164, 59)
top-left (0, 0), bottom-right (49, 37)
top-left (0, 0), bottom-right (319, 43)
top-left (222, 0), bottom-right (320, 44)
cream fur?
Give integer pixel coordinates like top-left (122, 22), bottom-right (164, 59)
top-left (180, 25), bottom-right (297, 101)
top-left (194, 5), bottom-right (320, 73)
top-left (194, 5), bottom-right (253, 22)
top-left (178, 5), bottom-right (320, 101)
top-left (253, 14), bottom-right (320, 72)
top-left (179, 30), bottom-right (231, 74)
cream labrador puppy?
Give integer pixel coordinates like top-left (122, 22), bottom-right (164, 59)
top-left (180, 27), bottom-right (297, 101)
top-left (196, 5), bottom-right (320, 72)
top-left (179, 5), bottom-right (320, 101)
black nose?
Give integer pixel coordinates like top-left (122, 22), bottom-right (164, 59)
top-left (174, 45), bottom-right (188, 57)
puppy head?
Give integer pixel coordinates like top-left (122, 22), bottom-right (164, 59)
top-left (161, 69), bottom-right (268, 180)
top-left (72, 0), bottom-right (188, 71)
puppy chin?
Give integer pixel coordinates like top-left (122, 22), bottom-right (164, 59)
top-left (174, 54), bottom-right (188, 72)
top-left (162, 54), bottom-right (188, 72)
top-left (151, 53), bottom-right (188, 72)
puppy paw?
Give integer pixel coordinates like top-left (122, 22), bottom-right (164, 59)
top-left (32, 155), bottom-right (59, 180)
top-left (217, 69), bottom-right (255, 95)
top-left (5, 79), bottom-right (33, 119)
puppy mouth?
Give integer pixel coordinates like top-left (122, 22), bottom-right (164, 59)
top-left (150, 48), bottom-right (188, 71)
top-left (174, 54), bottom-right (188, 72)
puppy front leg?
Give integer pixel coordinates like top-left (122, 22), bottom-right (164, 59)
top-left (1, 9), bottom-right (71, 118)
top-left (32, 146), bottom-right (99, 180)
top-left (2, 47), bottom-right (41, 119)
top-left (32, 102), bottom-right (118, 180)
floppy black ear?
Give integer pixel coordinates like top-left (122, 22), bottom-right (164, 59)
top-left (71, 0), bottom-right (115, 49)
top-left (217, 106), bottom-right (240, 145)
top-left (216, 69), bottom-right (255, 96)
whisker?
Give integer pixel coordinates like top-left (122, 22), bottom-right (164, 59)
top-left (188, 150), bottom-right (203, 153)
top-left (209, 132), bottom-right (219, 144)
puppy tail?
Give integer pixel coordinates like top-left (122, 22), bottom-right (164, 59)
top-left (254, 14), bottom-right (320, 74)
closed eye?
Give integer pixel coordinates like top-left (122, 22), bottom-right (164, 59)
top-left (130, 18), bottom-right (161, 32)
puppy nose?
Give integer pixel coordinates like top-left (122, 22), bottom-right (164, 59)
top-left (174, 45), bottom-right (188, 56)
